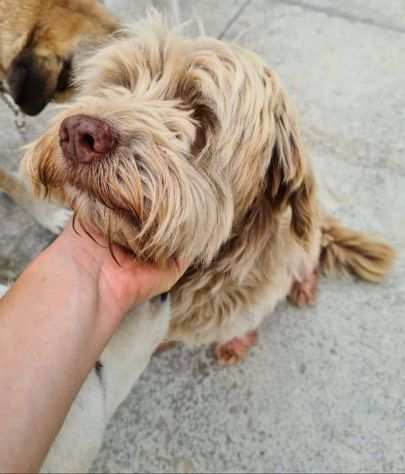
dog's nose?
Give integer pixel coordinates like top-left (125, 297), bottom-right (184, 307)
top-left (59, 114), bottom-right (116, 164)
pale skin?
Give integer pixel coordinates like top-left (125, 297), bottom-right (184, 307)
top-left (0, 222), bottom-right (183, 474)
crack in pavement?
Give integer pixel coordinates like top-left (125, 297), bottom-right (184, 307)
top-left (217, 0), bottom-right (254, 39)
top-left (273, 0), bottom-right (405, 35)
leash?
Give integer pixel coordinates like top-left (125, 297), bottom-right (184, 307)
top-left (0, 81), bottom-right (27, 139)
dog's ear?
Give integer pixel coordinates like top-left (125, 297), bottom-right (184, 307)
top-left (265, 72), bottom-right (316, 245)
top-left (189, 99), bottom-right (218, 157)
top-left (176, 71), bottom-right (219, 157)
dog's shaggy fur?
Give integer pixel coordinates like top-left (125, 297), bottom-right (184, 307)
top-left (24, 15), bottom-right (396, 361)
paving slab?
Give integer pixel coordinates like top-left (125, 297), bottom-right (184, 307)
top-left (0, 106), bottom-right (57, 282)
top-left (289, 0), bottom-right (405, 33)
top-left (105, 0), bottom-right (248, 37)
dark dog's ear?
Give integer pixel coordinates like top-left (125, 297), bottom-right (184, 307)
top-left (56, 58), bottom-right (73, 92)
top-left (189, 99), bottom-right (218, 157)
top-left (265, 71), bottom-right (316, 245)
top-left (176, 66), bottom-right (219, 157)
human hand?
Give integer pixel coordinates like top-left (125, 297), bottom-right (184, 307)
top-left (34, 220), bottom-right (185, 341)
top-left (0, 220), bottom-right (185, 474)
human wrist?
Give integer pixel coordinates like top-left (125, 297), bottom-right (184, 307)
top-left (44, 224), bottom-right (130, 339)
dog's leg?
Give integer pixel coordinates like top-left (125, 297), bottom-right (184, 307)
top-left (100, 295), bottom-right (170, 415)
top-left (208, 297), bottom-right (270, 366)
top-left (288, 268), bottom-right (319, 307)
top-left (214, 330), bottom-right (258, 366)
top-left (0, 167), bottom-right (71, 234)
top-left (40, 370), bottom-right (105, 474)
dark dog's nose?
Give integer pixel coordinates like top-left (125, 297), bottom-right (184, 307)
top-left (59, 114), bottom-right (116, 164)
top-left (7, 53), bottom-right (49, 116)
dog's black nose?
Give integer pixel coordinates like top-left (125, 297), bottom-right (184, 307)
top-left (59, 114), bottom-right (116, 164)
top-left (7, 55), bottom-right (49, 116)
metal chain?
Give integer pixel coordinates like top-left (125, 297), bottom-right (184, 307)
top-left (0, 81), bottom-right (28, 139)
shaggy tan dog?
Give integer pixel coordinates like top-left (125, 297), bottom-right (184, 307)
top-left (24, 15), bottom-right (395, 364)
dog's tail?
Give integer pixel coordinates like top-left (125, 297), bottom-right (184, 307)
top-left (320, 216), bottom-right (396, 283)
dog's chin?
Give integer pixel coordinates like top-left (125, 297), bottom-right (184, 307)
top-left (45, 174), bottom-right (192, 265)
top-left (60, 187), bottom-right (158, 260)
top-left (25, 147), bottom-right (186, 264)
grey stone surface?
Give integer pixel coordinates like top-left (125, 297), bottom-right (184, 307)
top-left (295, 0), bottom-right (405, 32)
top-left (0, 0), bottom-right (404, 472)
top-left (106, 0), bottom-right (248, 37)
top-left (0, 103), bottom-right (57, 282)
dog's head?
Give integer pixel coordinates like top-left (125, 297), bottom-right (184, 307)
top-left (24, 17), bottom-right (315, 266)
top-left (6, 0), bottom-right (118, 116)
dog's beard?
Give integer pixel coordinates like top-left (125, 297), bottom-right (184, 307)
top-left (24, 104), bottom-right (234, 265)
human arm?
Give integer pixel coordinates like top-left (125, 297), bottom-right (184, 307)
top-left (0, 223), bottom-right (182, 473)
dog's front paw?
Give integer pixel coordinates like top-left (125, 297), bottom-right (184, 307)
top-left (214, 331), bottom-right (258, 366)
top-left (26, 200), bottom-right (72, 234)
